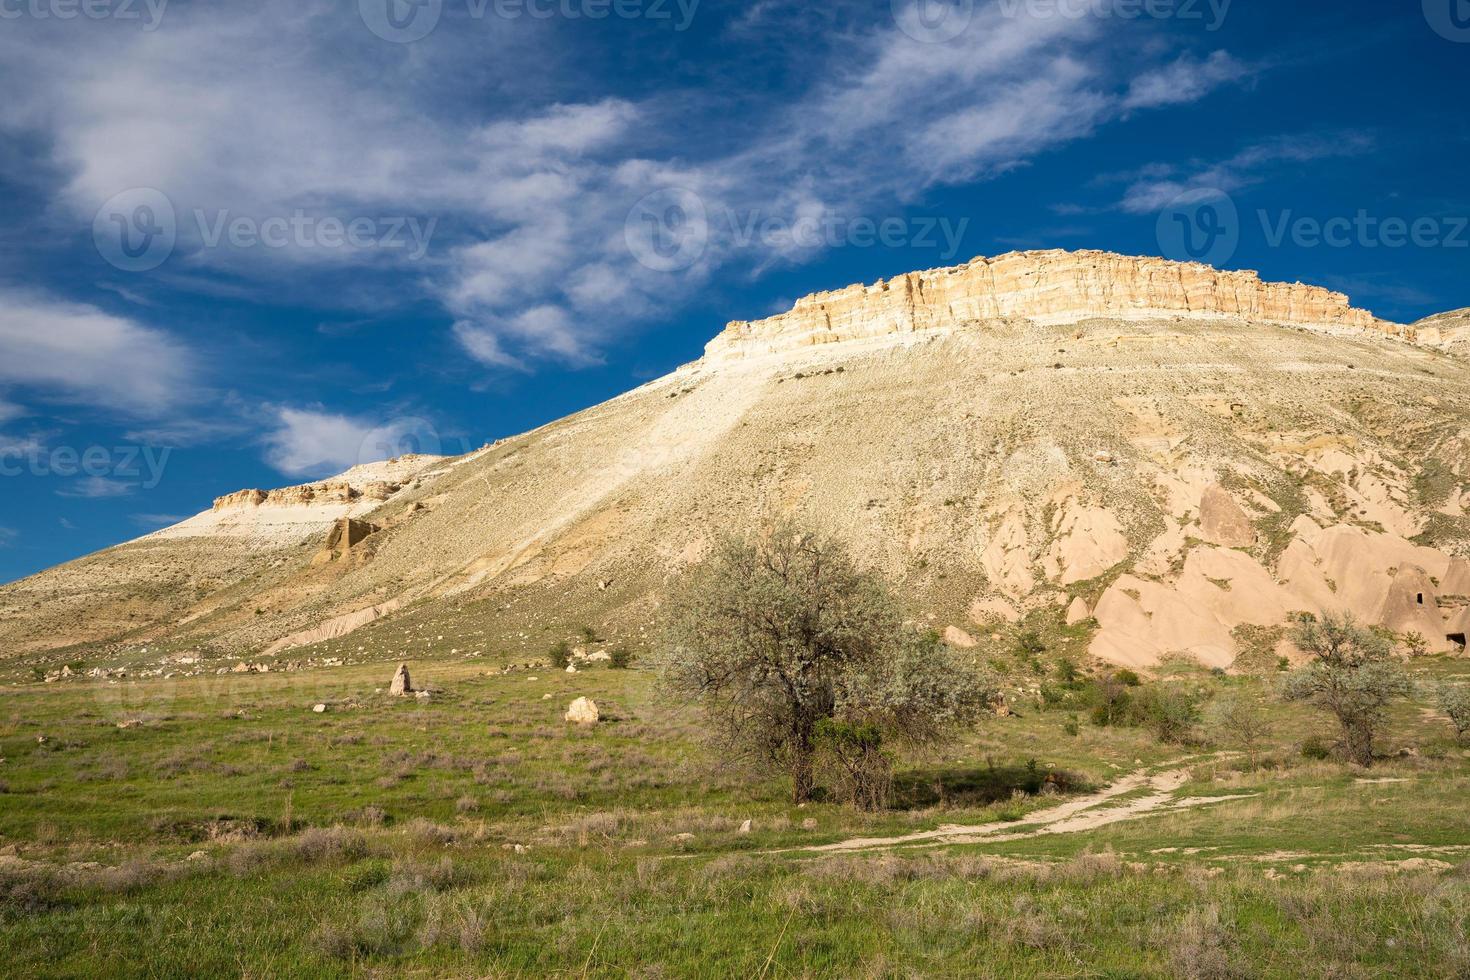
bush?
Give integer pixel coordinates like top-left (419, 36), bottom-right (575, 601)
top-left (547, 640), bottom-right (572, 670)
top-left (1135, 685), bottom-right (1202, 745)
top-left (1301, 735), bottom-right (1333, 760)
top-left (1114, 669), bottom-right (1142, 687)
top-left (608, 645), bottom-right (636, 669)
top-left (1435, 683), bottom-right (1470, 742)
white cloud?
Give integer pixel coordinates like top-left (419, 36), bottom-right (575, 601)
top-left (263, 407), bottom-right (444, 478)
top-left (0, 0), bottom-right (1254, 372)
top-left (56, 476), bottom-right (136, 499)
top-left (0, 527), bottom-right (16, 548)
top-left (1123, 51), bottom-right (1250, 110)
top-left (0, 399), bottom-right (22, 424)
top-left (1115, 132), bottom-right (1374, 214)
top-left (0, 290), bottom-right (194, 416)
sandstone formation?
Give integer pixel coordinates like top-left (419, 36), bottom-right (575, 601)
top-left (704, 250), bottom-right (1402, 364)
top-left (389, 663), bottom-right (412, 696)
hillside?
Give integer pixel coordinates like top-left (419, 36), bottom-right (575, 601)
top-left (3, 249), bottom-right (1468, 680)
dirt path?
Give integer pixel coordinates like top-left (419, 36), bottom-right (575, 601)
top-left (793, 757), bottom-right (1257, 855)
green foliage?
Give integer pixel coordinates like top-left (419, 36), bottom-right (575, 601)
top-left (658, 520), bottom-right (994, 804)
top-left (1301, 735), bottom-right (1333, 760)
top-left (1056, 659), bottom-right (1079, 685)
top-left (1113, 669), bottom-right (1142, 688)
top-left (1133, 685), bottom-right (1203, 745)
top-left (578, 625), bottom-right (599, 645)
top-left (1435, 683), bottom-right (1470, 742)
top-left (814, 719), bottom-right (890, 811)
top-left (608, 645), bottom-right (636, 670)
top-left (547, 640), bottom-right (572, 670)
top-left (1282, 614), bottom-right (1412, 766)
top-left (1016, 631), bottom-right (1046, 657)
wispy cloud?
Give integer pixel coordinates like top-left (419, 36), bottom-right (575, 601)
top-left (0, 0), bottom-right (1260, 374)
top-left (1110, 132), bottom-right (1376, 214)
top-left (56, 476), bottom-right (137, 499)
top-left (1123, 51), bottom-right (1252, 110)
top-left (0, 290), bottom-right (195, 416)
top-left (0, 527), bottom-right (16, 548)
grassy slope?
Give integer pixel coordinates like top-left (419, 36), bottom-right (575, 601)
top-left (2, 650), bottom-right (1469, 977)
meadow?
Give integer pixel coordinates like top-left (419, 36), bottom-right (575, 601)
top-left (2, 648), bottom-right (1468, 978)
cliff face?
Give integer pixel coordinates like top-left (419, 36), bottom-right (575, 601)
top-left (704, 249), bottom-right (1402, 364)
top-left (212, 482), bottom-right (400, 512)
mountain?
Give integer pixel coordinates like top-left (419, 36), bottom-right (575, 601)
top-left (4, 249), bottom-right (1468, 680)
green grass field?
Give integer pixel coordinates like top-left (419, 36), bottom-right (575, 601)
top-left (2, 652), bottom-right (1468, 977)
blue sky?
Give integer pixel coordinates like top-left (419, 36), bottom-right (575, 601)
top-left (0, 0), bottom-right (1467, 583)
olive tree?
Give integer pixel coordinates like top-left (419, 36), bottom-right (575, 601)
top-left (1281, 614), bottom-right (1411, 766)
top-left (658, 521), bottom-right (993, 806)
top-left (1435, 683), bottom-right (1470, 742)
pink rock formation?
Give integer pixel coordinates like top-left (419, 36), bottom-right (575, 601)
top-left (703, 249), bottom-right (1401, 364)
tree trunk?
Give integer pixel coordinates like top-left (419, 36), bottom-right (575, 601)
top-left (790, 737), bottom-right (815, 803)
top-left (1343, 720), bottom-right (1374, 767)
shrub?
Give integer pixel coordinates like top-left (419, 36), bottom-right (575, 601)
top-left (547, 640), bottom-right (572, 670)
top-left (1114, 669), bottom-right (1142, 687)
top-left (1435, 683), bottom-right (1470, 742)
top-left (608, 645), bottom-right (636, 669)
top-left (1282, 614), bottom-right (1411, 766)
top-left (1301, 735), bottom-right (1333, 760)
top-left (1135, 685), bottom-right (1203, 745)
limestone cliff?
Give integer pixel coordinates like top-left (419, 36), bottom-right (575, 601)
top-left (704, 249), bottom-right (1402, 364)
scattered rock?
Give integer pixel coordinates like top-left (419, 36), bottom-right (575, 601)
top-left (187, 850), bottom-right (208, 862)
top-left (801, 818), bottom-right (818, 830)
top-left (738, 819), bottom-right (752, 834)
top-left (943, 626), bottom-right (978, 649)
top-left (565, 697), bottom-right (600, 725)
top-left (415, 690), bottom-right (432, 701)
top-left (312, 704), bottom-right (327, 713)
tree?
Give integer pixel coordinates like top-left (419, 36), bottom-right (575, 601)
top-left (658, 521), bottom-right (993, 805)
top-left (1281, 614), bottom-right (1411, 767)
top-left (1212, 690), bottom-right (1274, 770)
top-left (1435, 683), bottom-right (1470, 742)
